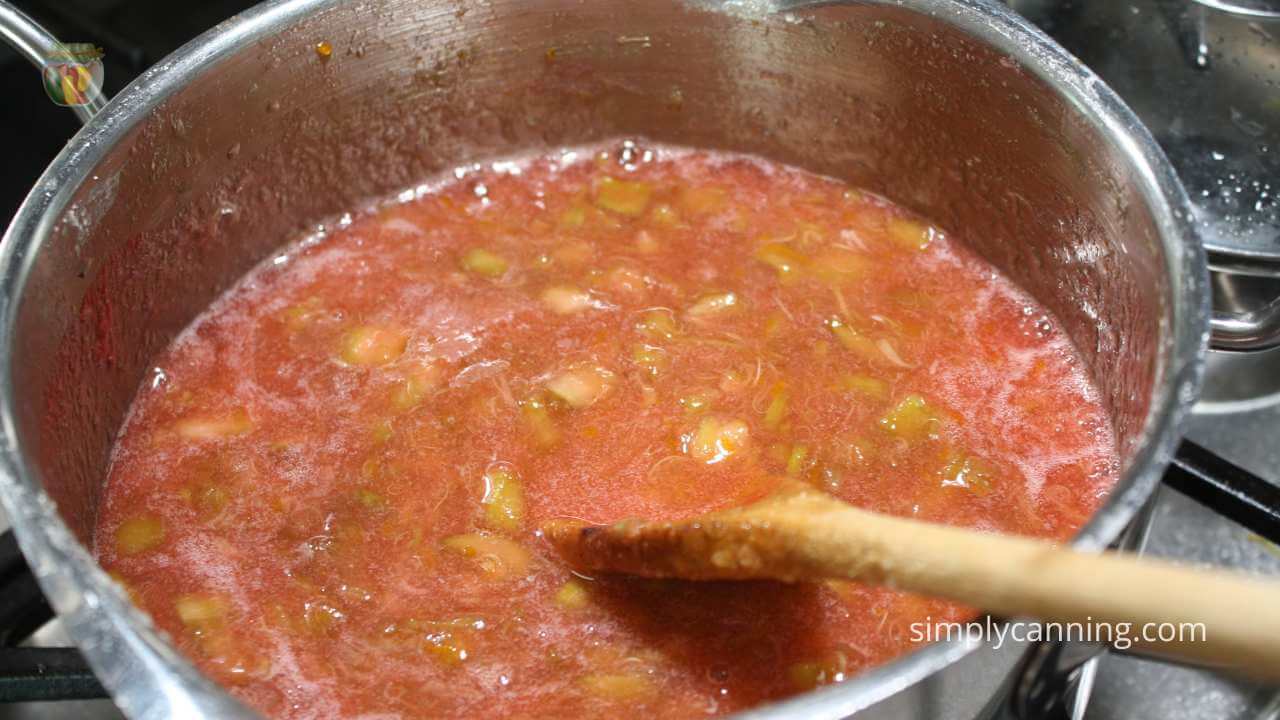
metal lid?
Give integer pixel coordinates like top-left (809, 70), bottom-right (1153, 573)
top-left (1014, 0), bottom-right (1280, 271)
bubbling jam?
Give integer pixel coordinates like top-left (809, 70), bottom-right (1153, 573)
top-left (96, 143), bottom-right (1117, 718)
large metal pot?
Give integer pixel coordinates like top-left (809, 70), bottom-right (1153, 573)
top-left (0, 0), bottom-right (1270, 717)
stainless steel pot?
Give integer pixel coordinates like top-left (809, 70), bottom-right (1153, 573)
top-left (0, 0), bottom-right (1271, 718)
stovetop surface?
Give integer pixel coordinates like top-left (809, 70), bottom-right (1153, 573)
top-left (1, 1), bottom-right (1278, 718)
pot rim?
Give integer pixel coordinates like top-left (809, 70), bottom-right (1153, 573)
top-left (0, 0), bottom-right (1208, 718)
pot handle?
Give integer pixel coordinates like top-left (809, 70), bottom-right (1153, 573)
top-left (0, 0), bottom-right (106, 123)
top-left (1209, 294), bottom-right (1280, 352)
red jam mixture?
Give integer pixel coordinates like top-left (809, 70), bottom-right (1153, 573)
top-left (95, 143), bottom-right (1118, 718)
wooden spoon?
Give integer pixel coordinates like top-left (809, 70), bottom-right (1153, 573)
top-left (543, 481), bottom-right (1280, 681)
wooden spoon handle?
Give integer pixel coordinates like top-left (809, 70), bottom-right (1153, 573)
top-left (547, 488), bottom-right (1280, 679)
top-left (802, 502), bottom-right (1280, 677)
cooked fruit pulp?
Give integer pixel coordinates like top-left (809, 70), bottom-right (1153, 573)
top-left (95, 143), bottom-right (1118, 718)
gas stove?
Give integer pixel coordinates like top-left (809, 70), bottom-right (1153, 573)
top-left (0, 1), bottom-right (1277, 718)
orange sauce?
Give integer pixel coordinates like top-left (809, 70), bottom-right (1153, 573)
top-left (95, 143), bottom-right (1117, 718)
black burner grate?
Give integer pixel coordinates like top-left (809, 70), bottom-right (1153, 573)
top-left (0, 533), bottom-right (102, 702)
